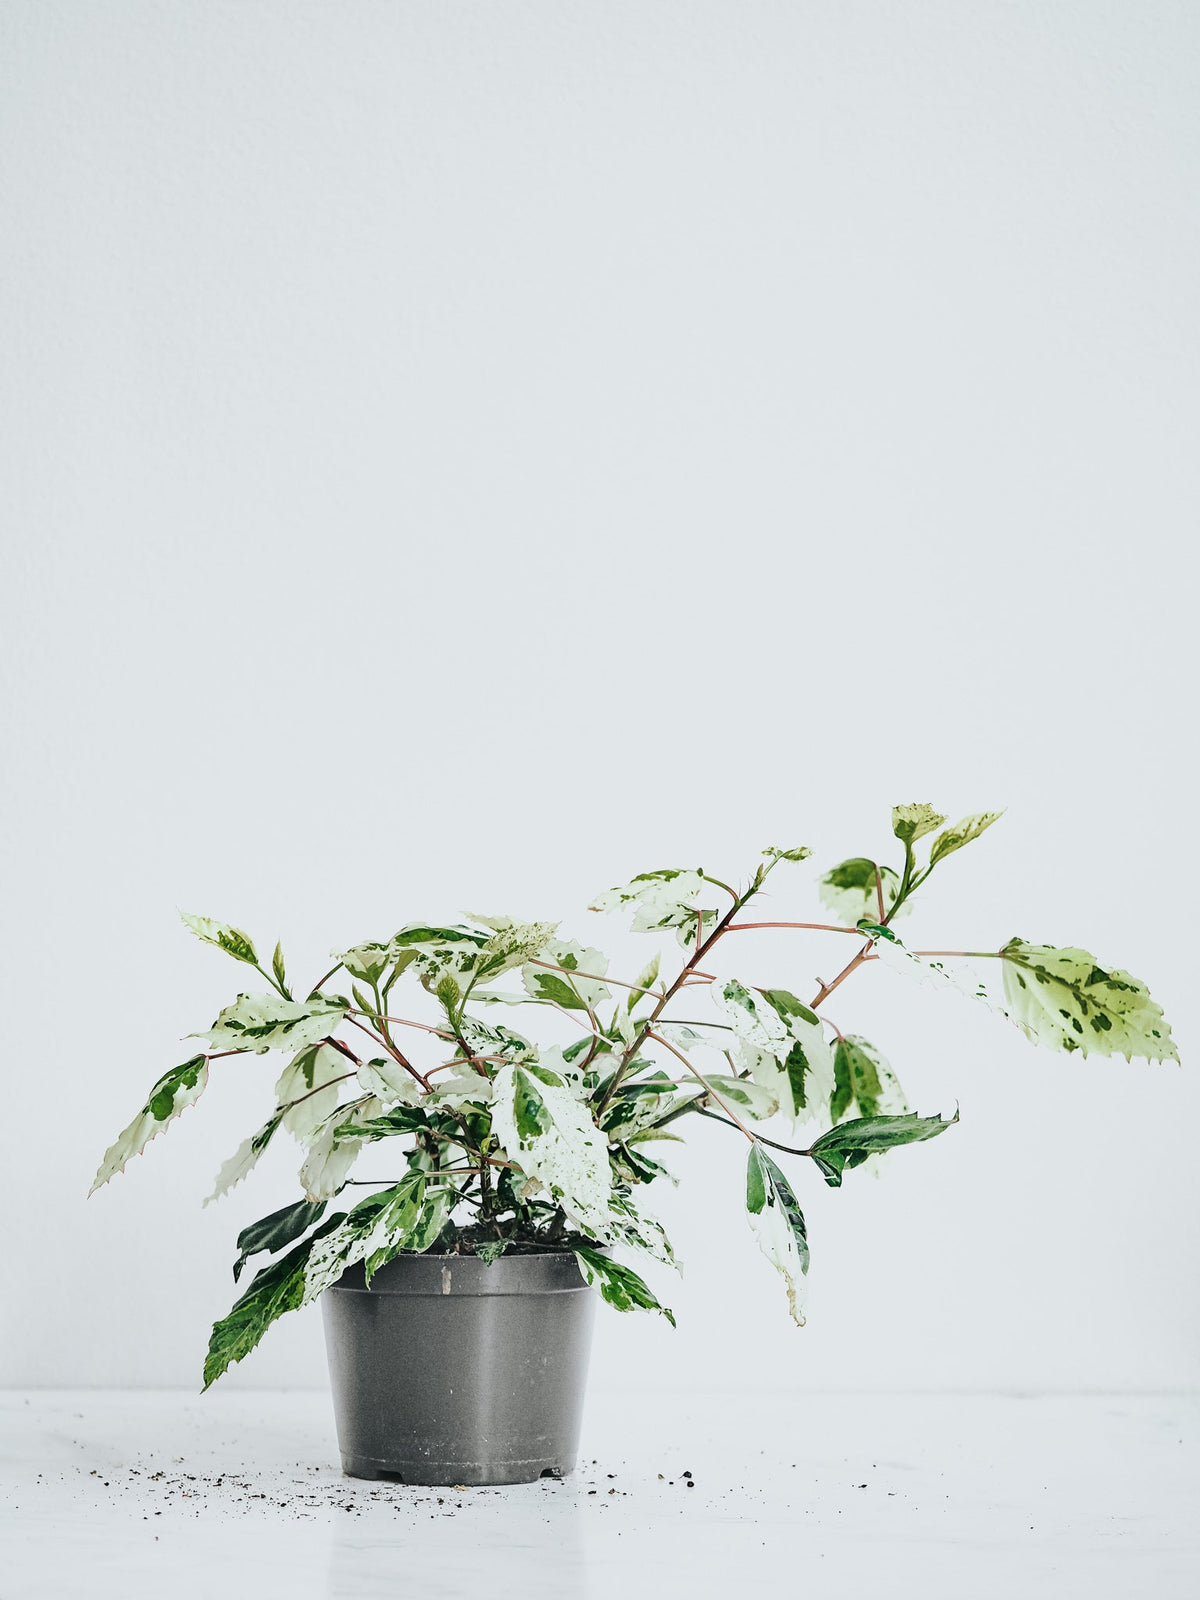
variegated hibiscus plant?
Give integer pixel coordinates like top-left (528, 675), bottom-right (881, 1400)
top-left (92, 806), bottom-right (1177, 1389)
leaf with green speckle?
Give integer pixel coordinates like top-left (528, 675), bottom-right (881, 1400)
top-left (1000, 939), bottom-right (1177, 1061)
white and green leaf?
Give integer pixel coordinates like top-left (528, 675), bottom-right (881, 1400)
top-left (808, 1110), bottom-right (957, 1187)
top-left (490, 1059), bottom-right (612, 1234)
top-left (818, 859), bottom-right (902, 924)
top-left (297, 1096), bottom-right (382, 1201)
top-left (91, 1056), bottom-right (210, 1193)
top-left (522, 939), bottom-right (611, 1011)
top-left (275, 1042), bottom-right (354, 1142)
top-left (891, 804), bottom-right (947, 845)
top-left (1000, 939), bottom-right (1177, 1062)
top-left (198, 991), bottom-right (349, 1056)
top-left (180, 912), bottom-right (259, 968)
top-left (573, 1242), bottom-right (676, 1324)
top-left (590, 868), bottom-right (718, 948)
top-left (356, 1056), bottom-right (424, 1106)
top-left (203, 1111), bottom-right (282, 1207)
top-left (746, 1145), bottom-right (809, 1325)
top-left (862, 925), bottom-right (1021, 1030)
top-left (703, 1073), bottom-right (779, 1120)
top-left (831, 1034), bottom-right (907, 1122)
top-left (928, 810), bottom-right (1004, 867)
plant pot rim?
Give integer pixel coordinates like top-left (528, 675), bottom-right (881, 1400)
top-left (331, 1247), bottom-right (591, 1298)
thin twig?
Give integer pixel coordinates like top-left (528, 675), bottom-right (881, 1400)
top-left (647, 1029), bottom-right (756, 1144)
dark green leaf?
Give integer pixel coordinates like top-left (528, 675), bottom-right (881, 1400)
top-left (233, 1198), bottom-right (327, 1282)
top-left (203, 1213), bottom-right (343, 1388)
top-left (808, 1111), bottom-right (957, 1187)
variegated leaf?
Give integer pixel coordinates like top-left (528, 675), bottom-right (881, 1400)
top-left (522, 939), bottom-right (611, 1011)
top-left (428, 1060), bottom-right (495, 1110)
top-left (197, 991), bottom-right (348, 1056)
top-left (491, 1059), bottom-right (612, 1234)
top-left (818, 859), bottom-right (903, 924)
top-left (831, 1035), bottom-right (907, 1122)
top-left (573, 1242), bottom-right (675, 1324)
top-left (275, 1043), bottom-right (353, 1141)
top-left (891, 804), bottom-right (947, 844)
top-left (203, 1111), bottom-right (282, 1207)
top-left (702, 1074), bottom-right (779, 1120)
top-left (335, 942), bottom-right (392, 985)
top-left (297, 1097), bottom-right (382, 1201)
top-left (590, 868), bottom-right (718, 948)
top-left (356, 1057), bottom-right (423, 1105)
top-left (90, 1057), bottom-right (210, 1193)
top-left (928, 811), bottom-right (1004, 866)
top-left (1000, 939), bottom-right (1177, 1062)
top-left (746, 1145), bottom-right (809, 1325)
top-left (861, 925), bottom-right (1022, 1032)
top-left (180, 912), bottom-right (258, 968)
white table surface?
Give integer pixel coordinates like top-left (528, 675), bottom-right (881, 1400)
top-left (2, 1389), bottom-right (1196, 1599)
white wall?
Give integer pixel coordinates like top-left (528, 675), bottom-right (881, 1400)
top-left (2, 0), bottom-right (1197, 1394)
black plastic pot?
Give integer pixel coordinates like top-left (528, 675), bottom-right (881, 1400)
top-left (322, 1249), bottom-right (597, 1485)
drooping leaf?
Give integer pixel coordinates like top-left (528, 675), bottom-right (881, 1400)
top-left (198, 991), bottom-right (349, 1056)
top-left (203, 1111), bottom-right (282, 1207)
top-left (491, 1060), bottom-right (612, 1234)
top-left (891, 804), bottom-right (947, 844)
top-left (231, 1197), bottom-right (327, 1282)
top-left (573, 1242), bottom-right (675, 1324)
top-left (807, 1111), bottom-right (958, 1187)
top-left (817, 859), bottom-right (901, 924)
top-left (928, 811), bottom-right (1004, 867)
top-left (1000, 939), bottom-right (1177, 1061)
top-left (274, 1042), bottom-right (353, 1143)
top-left (180, 913), bottom-right (259, 968)
top-left (203, 1212), bottom-right (343, 1387)
top-left (745, 1145), bottom-right (809, 1325)
top-left (830, 1035), bottom-right (907, 1122)
top-left (590, 868), bottom-right (719, 949)
top-left (762, 845), bottom-right (813, 864)
top-left (90, 1057), bottom-right (210, 1193)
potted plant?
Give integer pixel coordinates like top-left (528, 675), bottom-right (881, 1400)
top-left (91, 805), bottom-right (1177, 1484)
